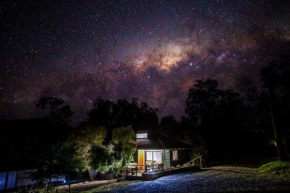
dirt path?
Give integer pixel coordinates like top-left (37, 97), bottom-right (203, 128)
top-left (102, 166), bottom-right (290, 192)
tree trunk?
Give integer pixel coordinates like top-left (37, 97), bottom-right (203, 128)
top-left (87, 168), bottom-right (94, 181)
top-left (50, 177), bottom-right (53, 192)
top-left (47, 178), bottom-right (51, 192)
top-left (68, 176), bottom-right (71, 193)
top-left (269, 86), bottom-right (288, 161)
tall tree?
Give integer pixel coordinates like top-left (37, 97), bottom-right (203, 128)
top-left (237, 77), bottom-right (272, 135)
top-left (260, 59), bottom-right (290, 161)
top-left (112, 126), bottom-right (137, 168)
top-left (67, 121), bottom-right (107, 180)
top-left (89, 144), bottom-right (113, 174)
top-left (158, 115), bottom-right (178, 138)
top-left (87, 98), bottom-right (113, 129)
top-left (88, 98), bottom-right (159, 132)
top-left (185, 78), bottom-right (243, 160)
top-left (36, 97), bottom-right (74, 123)
top-left (31, 142), bottom-right (82, 193)
top-left (135, 102), bottom-right (159, 130)
top-left (111, 98), bottom-right (139, 128)
top-left (237, 76), bottom-right (259, 106)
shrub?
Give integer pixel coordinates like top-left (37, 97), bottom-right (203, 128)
top-left (259, 161), bottom-right (290, 177)
top-left (89, 145), bottom-right (113, 174)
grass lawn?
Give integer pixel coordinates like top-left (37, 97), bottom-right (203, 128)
top-left (258, 160), bottom-right (290, 179)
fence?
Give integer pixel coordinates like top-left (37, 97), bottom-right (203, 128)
top-left (120, 163), bottom-right (164, 176)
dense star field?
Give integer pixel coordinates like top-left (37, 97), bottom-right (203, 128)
top-left (1, 0), bottom-right (290, 124)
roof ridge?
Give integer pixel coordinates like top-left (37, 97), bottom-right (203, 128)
top-left (158, 137), bottom-right (166, 149)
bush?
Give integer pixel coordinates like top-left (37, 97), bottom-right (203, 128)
top-left (90, 145), bottom-right (113, 174)
top-left (259, 161), bottom-right (290, 177)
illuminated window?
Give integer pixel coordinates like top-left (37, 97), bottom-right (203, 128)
top-left (145, 151), bottom-right (162, 164)
top-left (136, 133), bottom-right (147, 139)
top-left (172, 150), bottom-right (178, 161)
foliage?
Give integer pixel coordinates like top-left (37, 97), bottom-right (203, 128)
top-left (87, 98), bottom-right (114, 129)
top-left (259, 161), bottom-right (290, 177)
top-left (236, 77), bottom-right (274, 136)
top-left (237, 76), bottom-right (259, 106)
top-left (112, 126), bottom-right (137, 168)
top-left (135, 101), bottom-right (159, 130)
top-left (186, 78), bottom-right (242, 126)
top-left (67, 122), bottom-right (107, 169)
top-left (36, 97), bottom-right (74, 123)
top-left (89, 144), bottom-right (113, 173)
top-left (31, 142), bottom-right (82, 181)
top-left (185, 78), bottom-right (245, 160)
top-left (88, 98), bottom-right (159, 133)
top-left (158, 115), bottom-right (178, 138)
top-left (260, 58), bottom-right (290, 161)
top-left (55, 143), bottom-right (83, 179)
top-left (190, 142), bottom-right (205, 160)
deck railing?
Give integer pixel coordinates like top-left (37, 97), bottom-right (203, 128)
top-left (182, 155), bottom-right (203, 168)
top-left (120, 163), bottom-right (164, 176)
top-left (120, 155), bottom-right (203, 176)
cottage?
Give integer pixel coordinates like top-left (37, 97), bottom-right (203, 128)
top-left (133, 128), bottom-right (192, 171)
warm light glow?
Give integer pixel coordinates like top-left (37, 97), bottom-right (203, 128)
top-left (136, 133), bottom-right (148, 139)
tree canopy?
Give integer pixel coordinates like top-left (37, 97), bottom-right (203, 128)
top-left (36, 97), bottom-right (74, 123)
top-left (112, 126), bottom-right (137, 168)
top-left (88, 98), bottom-right (158, 134)
top-left (67, 121), bottom-right (107, 179)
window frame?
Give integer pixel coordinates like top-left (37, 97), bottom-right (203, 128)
top-left (136, 132), bottom-right (148, 139)
top-left (145, 151), bottom-right (163, 164)
top-left (172, 150), bottom-right (178, 161)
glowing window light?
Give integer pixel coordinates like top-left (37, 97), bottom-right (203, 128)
top-left (136, 133), bottom-right (147, 139)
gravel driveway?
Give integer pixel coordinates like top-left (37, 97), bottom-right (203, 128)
top-left (103, 166), bottom-right (290, 193)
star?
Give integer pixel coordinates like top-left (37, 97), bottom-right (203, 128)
top-left (0, 0), bottom-right (289, 124)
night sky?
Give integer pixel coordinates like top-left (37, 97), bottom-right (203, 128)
top-left (1, 0), bottom-right (290, 125)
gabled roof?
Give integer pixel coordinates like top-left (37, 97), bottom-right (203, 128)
top-left (137, 135), bottom-right (192, 150)
top-left (158, 135), bottom-right (192, 149)
top-left (136, 138), bottom-right (165, 149)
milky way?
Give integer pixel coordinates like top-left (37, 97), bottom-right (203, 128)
top-left (1, 0), bottom-right (290, 125)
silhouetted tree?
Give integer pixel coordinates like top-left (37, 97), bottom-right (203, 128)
top-left (260, 58), bottom-right (290, 161)
top-left (185, 78), bottom-right (244, 160)
top-left (111, 98), bottom-right (139, 128)
top-left (88, 98), bottom-right (159, 132)
top-left (134, 102), bottom-right (159, 130)
top-left (36, 97), bottom-right (74, 123)
top-left (158, 115), bottom-right (179, 138)
top-left (237, 77), bottom-right (259, 106)
top-left (31, 142), bottom-right (82, 193)
top-left (87, 98), bottom-right (113, 129)
top-left (237, 77), bottom-right (273, 135)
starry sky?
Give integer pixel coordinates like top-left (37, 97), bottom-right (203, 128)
top-left (1, 0), bottom-right (290, 125)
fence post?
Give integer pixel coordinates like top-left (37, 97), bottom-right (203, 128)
top-left (200, 156), bottom-right (202, 169)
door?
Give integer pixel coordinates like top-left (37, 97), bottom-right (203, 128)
top-left (138, 150), bottom-right (144, 170)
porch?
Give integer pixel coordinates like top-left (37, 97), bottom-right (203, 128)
top-left (119, 163), bottom-right (164, 178)
top-left (120, 156), bottom-right (203, 181)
